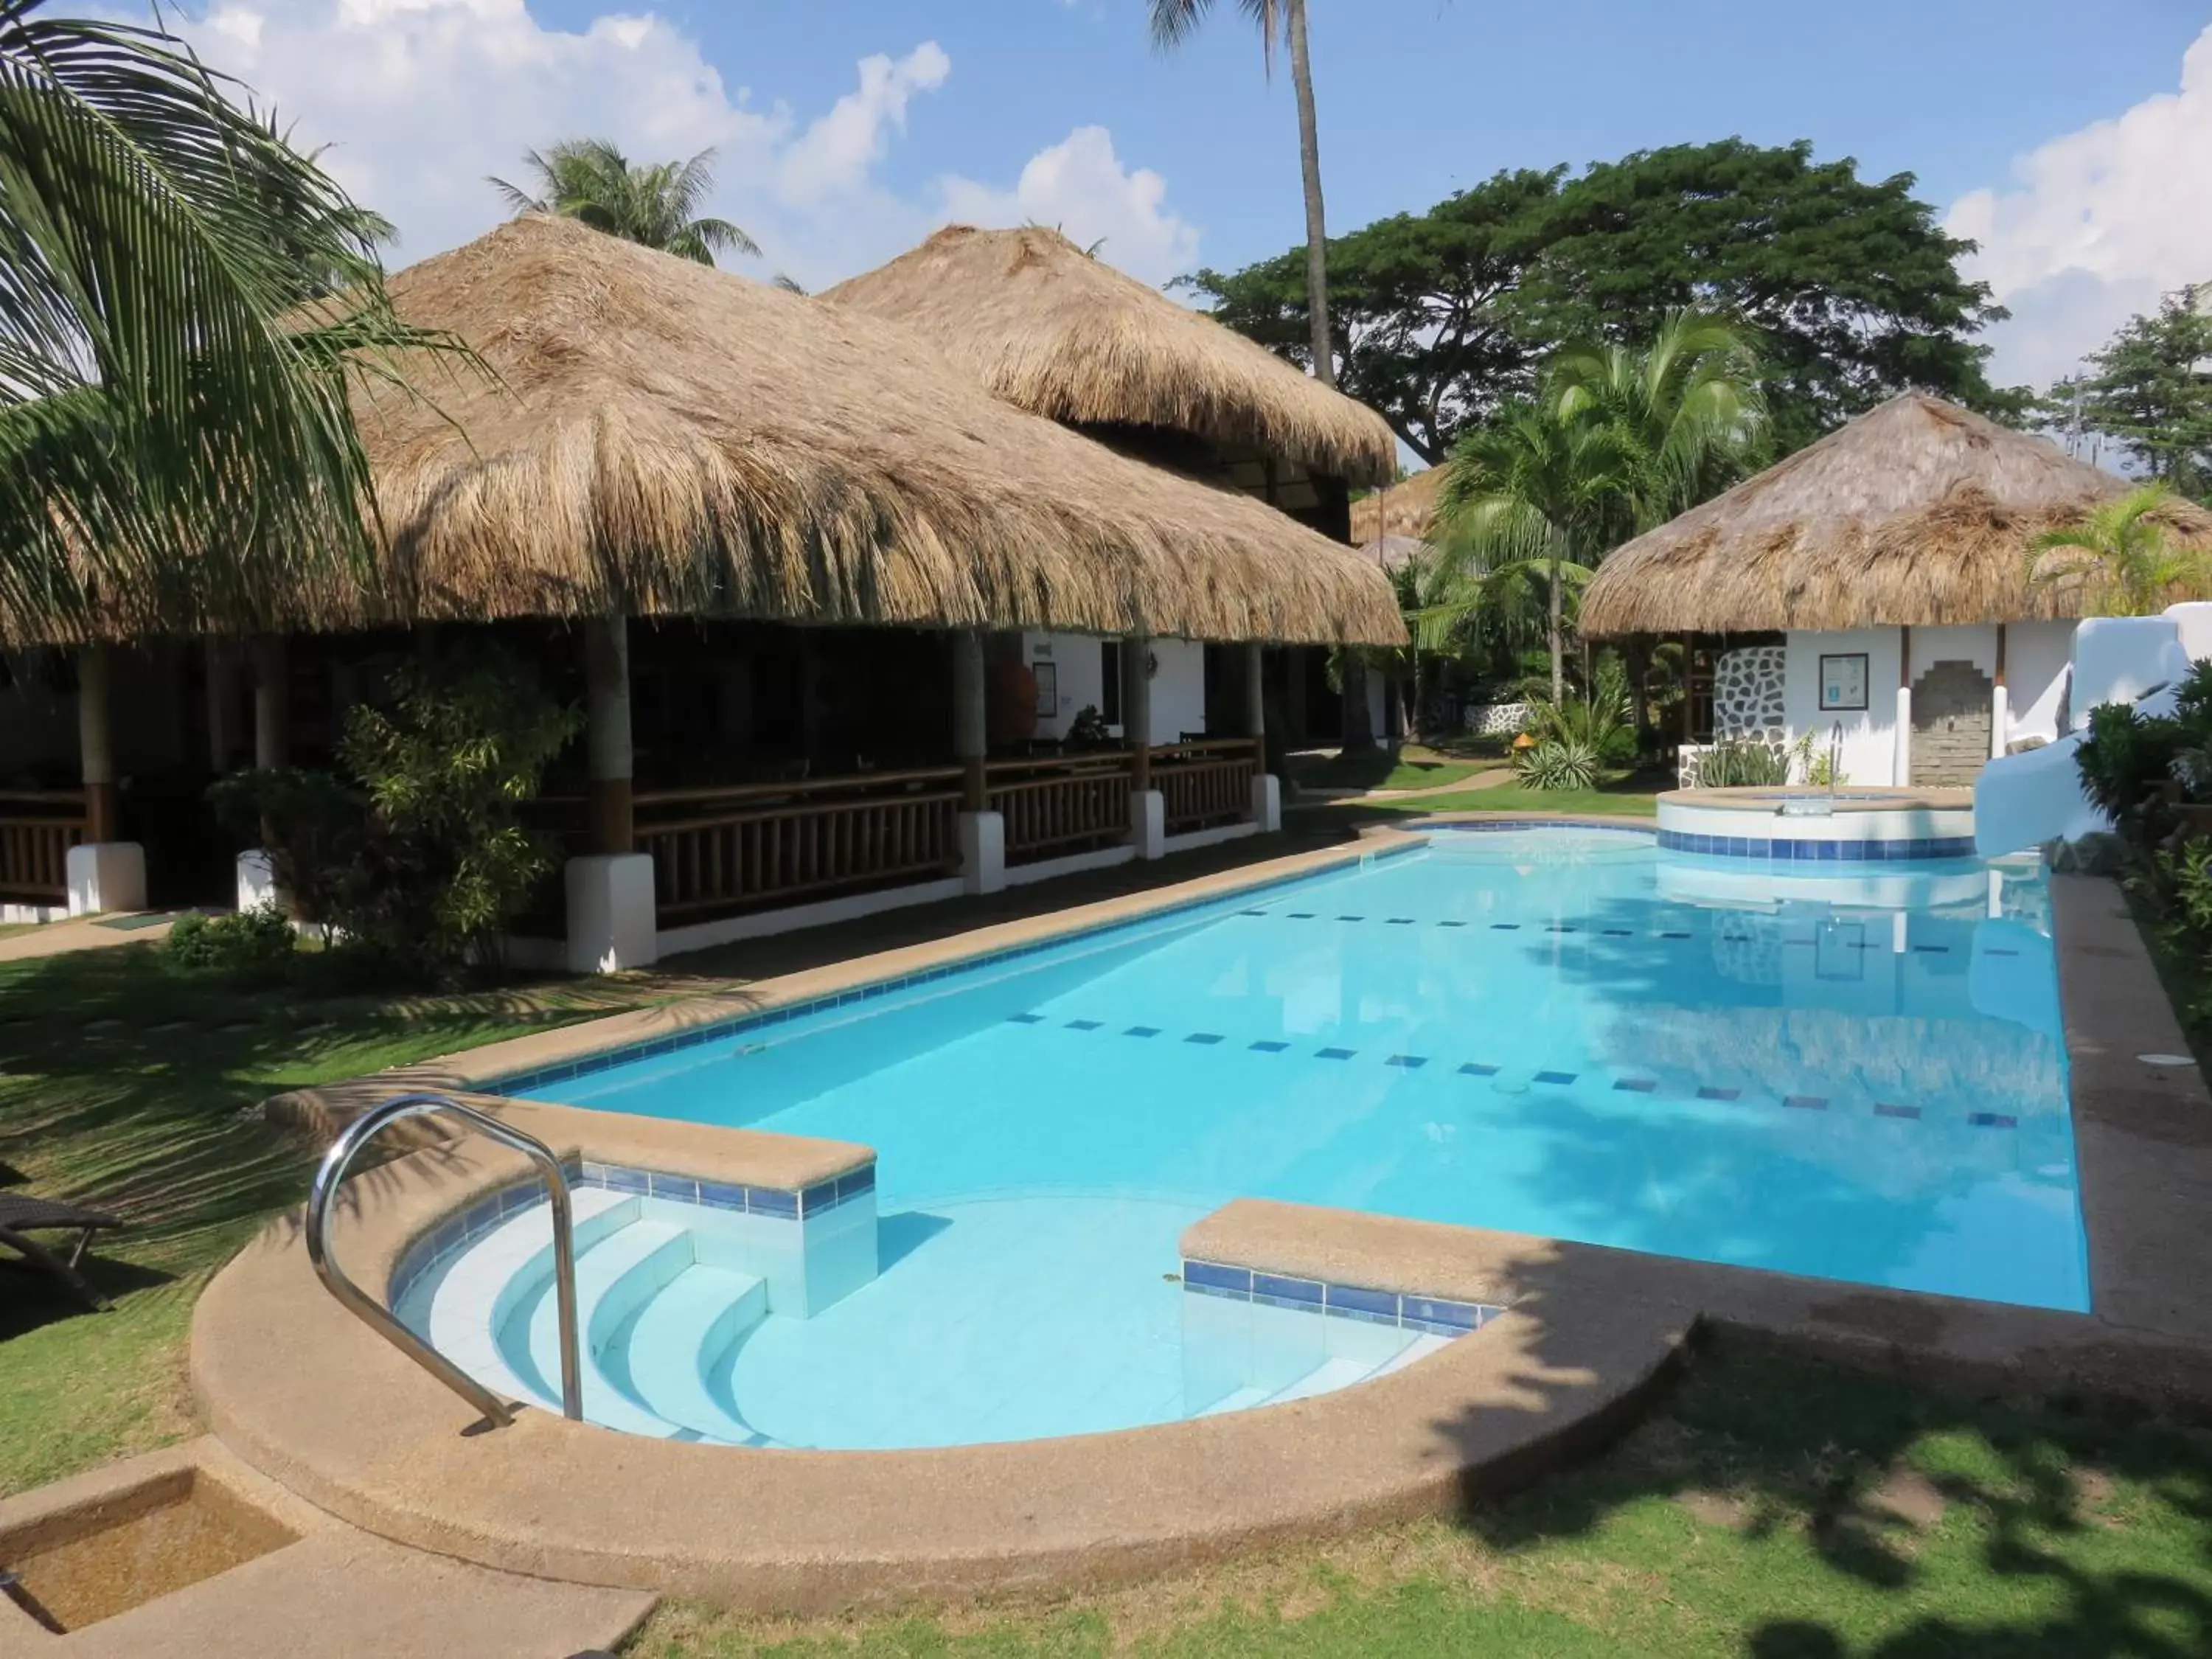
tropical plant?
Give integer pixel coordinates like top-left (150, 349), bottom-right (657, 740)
top-left (1433, 400), bottom-right (1633, 701)
top-left (1698, 738), bottom-right (1790, 788)
top-left (2073, 702), bottom-right (2185, 832)
top-left (1148, 1), bottom-right (1335, 388)
top-left (159, 905), bottom-right (296, 984)
top-left (2025, 483), bottom-right (2211, 617)
top-left (1521, 656), bottom-right (1635, 765)
top-left (1512, 737), bottom-right (1601, 792)
top-left (0, 0), bottom-right (465, 641)
top-left (490, 139), bottom-right (758, 265)
top-left (1548, 310), bottom-right (1770, 529)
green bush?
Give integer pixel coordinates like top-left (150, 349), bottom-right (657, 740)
top-left (1512, 737), bottom-right (1601, 791)
top-left (159, 904), bottom-right (297, 982)
top-left (211, 650), bottom-right (579, 985)
top-left (1698, 737), bottom-right (1790, 787)
top-left (1520, 658), bottom-right (1635, 765)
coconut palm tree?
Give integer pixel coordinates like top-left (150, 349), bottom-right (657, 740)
top-left (2025, 482), bottom-right (2212, 616)
top-left (0, 0), bottom-right (461, 639)
top-left (1148, 1), bottom-right (1335, 388)
top-left (1548, 311), bottom-right (1770, 531)
top-left (1433, 403), bottom-right (1635, 702)
top-left (490, 140), bottom-right (758, 265)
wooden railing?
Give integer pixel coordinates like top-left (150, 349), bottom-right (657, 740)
top-left (987, 754), bottom-right (1133, 865)
top-left (1153, 739), bottom-right (1259, 836)
top-left (0, 791), bottom-right (86, 903)
top-left (635, 770), bottom-right (963, 920)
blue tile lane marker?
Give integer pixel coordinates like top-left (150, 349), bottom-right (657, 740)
top-left (1784, 1095), bottom-right (1829, 1111)
top-left (1697, 1086), bottom-right (1741, 1102)
top-left (1460, 1062), bottom-right (1500, 1076)
top-left (1386, 917), bottom-right (1416, 925)
top-left (1491, 922), bottom-right (1520, 931)
top-left (1983, 947), bottom-right (2020, 957)
top-left (1288, 912), bottom-right (1315, 919)
top-left (1438, 919), bottom-right (1467, 928)
top-left (1602, 928), bottom-right (1632, 936)
top-left (1317, 1047), bottom-right (1357, 1060)
top-left (1124, 1026), bottom-right (1161, 1038)
top-left (1875, 1102), bottom-right (1921, 1119)
top-left (1386, 1054), bottom-right (1428, 1068)
top-left (1912, 944), bottom-right (1950, 954)
top-left (1614, 1078), bottom-right (1657, 1093)
top-left (1534, 1070), bottom-right (1577, 1085)
top-left (1065, 1019), bottom-right (1102, 1030)
top-left (1249, 1040), bottom-right (1290, 1053)
top-left (1969, 1111), bottom-right (2017, 1128)
top-left (1009, 1012), bottom-right (1045, 1023)
top-left (1336, 914), bottom-right (1366, 922)
top-left (1660, 930), bottom-right (1691, 939)
top-left (1185, 1032), bottom-right (1225, 1046)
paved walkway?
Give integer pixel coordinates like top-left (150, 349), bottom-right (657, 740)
top-left (1296, 765), bottom-right (1517, 804)
top-left (0, 911), bottom-right (182, 964)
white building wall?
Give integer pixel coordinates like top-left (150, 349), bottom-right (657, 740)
top-left (1020, 632), bottom-right (1208, 742)
top-left (1782, 627), bottom-right (1905, 786)
top-left (2004, 620), bottom-right (2076, 744)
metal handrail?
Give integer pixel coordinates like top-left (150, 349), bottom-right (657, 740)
top-left (304, 1092), bottom-right (583, 1427)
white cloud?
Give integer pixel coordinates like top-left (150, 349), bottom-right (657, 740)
top-left (1947, 24), bottom-right (2212, 389)
top-left (145, 3), bottom-right (1194, 299)
top-left (937, 125), bottom-right (1200, 288)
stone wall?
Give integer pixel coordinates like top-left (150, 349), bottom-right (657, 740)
top-left (1910, 659), bottom-right (1994, 786)
top-left (1712, 646), bottom-right (1787, 754)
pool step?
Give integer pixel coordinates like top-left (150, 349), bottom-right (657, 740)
top-left (622, 1263), bottom-right (773, 1445)
top-left (1265, 1353), bottom-right (1377, 1405)
top-left (1367, 1331), bottom-right (1453, 1379)
top-left (425, 1188), bottom-right (636, 1411)
top-left (1194, 1330), bottom-right (1456, 1419)
top-left (1194, 1384), bottom-right (1270, 1417)
top-left (508, 1219), bottom-right (695, 1439)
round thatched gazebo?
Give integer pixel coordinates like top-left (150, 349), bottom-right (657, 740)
top-left (1580, 392), bottom-right (2212, 788)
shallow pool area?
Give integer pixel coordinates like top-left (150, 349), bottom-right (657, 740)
top-left (407, 826), bottom-right (2082, 1448)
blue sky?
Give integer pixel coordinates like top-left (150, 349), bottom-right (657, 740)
top-left (171, 1), bottom-right (2212, 390)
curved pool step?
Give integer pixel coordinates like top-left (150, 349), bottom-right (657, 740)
top-left (623, 1264), bottom-right (773, 1444)
top-left (497, 1219), bottom-right (696, 1439)
top-left (425, 1188), bottom-right (637, 1411)
top-left (1194, 1329), bottom-right (1457, 1419)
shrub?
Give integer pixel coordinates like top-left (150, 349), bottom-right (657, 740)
top-left (1521, 658), bottom-right (1635, 767)
top-left (1513, 737), bottom-right (1601, 792)
top-left (159, 904), bottom-right (296, 982)
top-left (2075, 703), bottom-right (2183, 833)
top-left (212, 650), bottom-right (579, 985)
top-left (1699, 738), bottom-right (1790, 787)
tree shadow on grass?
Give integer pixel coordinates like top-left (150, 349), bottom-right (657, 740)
top-left (1433, 1327), bottom-right (2212, 1658)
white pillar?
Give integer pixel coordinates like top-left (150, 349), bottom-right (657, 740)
top-left (1250, 773), bottom-right (1281, 833)
top-left (951, 629), bottom-right (1001, 891)
top-left (1130, 787), bottom-right (1166, 859)
top-left (959, 810), bottom-right (1005, 895)
top-left (69, 644), bottom-right (145, 914)
top-left (565, 853), bottom-right (657, 975)
top-left (566, 613), bottom-right (652, 973)
top-left (1991, 684), bottom-right (2009, 761)
top-left (1124, 634), bottom-right (1162, 858)
top-left (1893, 686), bottom-right (1913, 787)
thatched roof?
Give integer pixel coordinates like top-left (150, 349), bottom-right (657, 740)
top-left (821, 225), bottom-right (1397, 488)
top-left (1579, 393), bottom-right (2212, 636)
top-left (1349, 469), bottom-right (1444, 544)
top-left (262, 217), bottom-right (1402, 648)
top-left (1360, 535), bottom-right (1425, 575)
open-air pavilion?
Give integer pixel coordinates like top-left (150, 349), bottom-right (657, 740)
top-left (0, 217), bottom-right (1402, 967)
top-left (1580, 393), bottom-right (2212, 786)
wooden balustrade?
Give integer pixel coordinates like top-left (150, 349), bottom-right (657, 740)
top-left (0, 797), bottom-right (86, 902)
top-left (636, 771), bottom-right (963, 919)
top-left (1153, 739), bottom-right (1258, 836)
top-left (987, 754), bottom-right (1133, 864)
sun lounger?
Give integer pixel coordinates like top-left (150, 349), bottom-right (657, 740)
top-left (0, 1192), bottom-right (123, 1310)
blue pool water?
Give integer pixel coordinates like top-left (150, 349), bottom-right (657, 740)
top-left (514, 827), bottom-right (2084, 1446)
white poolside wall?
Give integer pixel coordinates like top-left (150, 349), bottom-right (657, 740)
top-left (1777, 622), bottom-right (2073, 785)
top-left (1020, 632), bottom-right (1208, 742)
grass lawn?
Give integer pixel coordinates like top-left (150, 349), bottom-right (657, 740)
top-left (1343, 771), bottom-right (1666, 819)
top-left (631, 1342), bottom-right (2212, 1658)
top-left (1285, 744), bottom-right (1500, 795)
top-left (0, 942), bottom-right (669, 1495)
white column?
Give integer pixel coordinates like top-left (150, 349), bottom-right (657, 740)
top-left (1893, 686), bottom-right (1913, 787)
top-left (1125, 634), bottom-right (1163, 858)
top-left (66, 644), bottom-right (145, 916)
top-left (1245, 642), bottom-right (1278, 830)
top-left (566, 612), bottom-right (655, 974)
top-left (1990, 683), bottom-right (2009, 762)
top-left (953, 630), bottom-right (1003, 894)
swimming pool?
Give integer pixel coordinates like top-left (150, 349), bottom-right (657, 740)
top-left (429, 826), bottom-right (2081, 1447)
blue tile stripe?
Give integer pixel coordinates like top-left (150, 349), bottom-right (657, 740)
top-left (388, 1155), bottom-right (874, 1307)
top-left (1656, 829), bottom-right (1978, 862)
top-left (481, 841), bottom-right (1425, 1096)
top-left (1183, 1258), bottom-right (1500, 1335)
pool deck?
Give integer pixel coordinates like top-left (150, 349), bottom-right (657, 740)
top-left (187, 817), bottom-right (2212, 1615)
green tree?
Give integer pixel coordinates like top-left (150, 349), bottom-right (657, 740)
top-left (1433, 403), bottom-right (1635, 701)
top-left (0, 0), bottom-right (459, 640)
top-left (1149, 0), bottom-right (1337, 389)
top-left (2050, 287), bottom-right (2212, 501)
top-left (490, 139), bottom-right (758, 265)
top-left (1189, 139), bottom-right (2017, 462)
top-left (1548, 310), bottom-right (1770, 529)
top-left (2025, 482), bottom-right (2212, 618)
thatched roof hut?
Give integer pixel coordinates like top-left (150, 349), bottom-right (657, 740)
top-left (1349, 468), bottom-right (1444, 545)
top-left (1580, 392), bottom-right (2212, 636)
top-left (62, 216), bottom-right (1402, 649)
top-left (821, 226), bottom-right (1397, 494)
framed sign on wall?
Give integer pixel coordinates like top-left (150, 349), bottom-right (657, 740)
top-left (1032, 660), bottom-right (1058, 714)
top-left (1818, 653), bottom-right (1869, 712)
